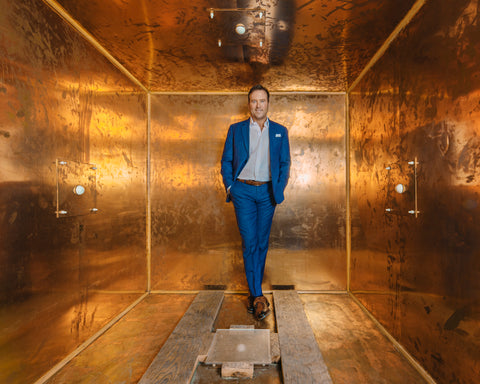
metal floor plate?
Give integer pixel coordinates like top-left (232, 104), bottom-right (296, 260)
top-left (205, 329), bottom-right (271, 365)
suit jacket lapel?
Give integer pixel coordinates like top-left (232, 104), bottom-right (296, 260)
top-left (269, 120), bottom-right (278, 158)
top-left (241, 119), bottom-right (249, 154)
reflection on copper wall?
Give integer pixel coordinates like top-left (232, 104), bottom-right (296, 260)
top-left (0, 0), bottom-right (147, 382)
top-left (7, 0), bottom-right (480, 382)
top-left (350, 0), bottom-right (480, 383)
top-left (151, 93), bottom-right (346, 291)
top-left (54, 0), bottom-right (416, 92)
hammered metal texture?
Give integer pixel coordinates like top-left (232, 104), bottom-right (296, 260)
top-left (54, 0), bottom-right (416, 92)
top-left (349, 1), bottom-right (480, 383)
top-left (0, 0), bottom-right (147, 382)
top-left (150, 93), bottom-right (346, 291)
top-left (4, 0), bottom-right (479, 383)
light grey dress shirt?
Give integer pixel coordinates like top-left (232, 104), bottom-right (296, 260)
top-left (238, 118), bottom-right (271, 182)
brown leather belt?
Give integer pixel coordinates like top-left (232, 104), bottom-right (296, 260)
top-left (237, 179), bottom-right (269, 186)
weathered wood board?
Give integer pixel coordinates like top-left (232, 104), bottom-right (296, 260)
top-left (274, 290), bottom-right (333, 384)
top-left (139, 291), bottom-right (224, 384)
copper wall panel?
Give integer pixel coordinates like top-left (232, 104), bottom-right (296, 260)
top-left (55, 0), bottom-right (416, 92)
top-left (350, 0), bottom-right (480, 382)
top-left (0, 0), bottom-right (147, 382)
top-left (151, 93), bottom-right (346, 291)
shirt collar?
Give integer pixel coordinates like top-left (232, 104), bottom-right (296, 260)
top-left (249, 117), bottom-right (269, 130)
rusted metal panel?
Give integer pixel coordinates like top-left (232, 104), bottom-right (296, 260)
top-left (350, 1), bottom-right (480, 383)
top-left (150, 93), bottom-right (346, 291)
top-left (0, 0), bottom-right (147, 382)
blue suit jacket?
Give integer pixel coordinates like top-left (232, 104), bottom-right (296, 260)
top-left (221, 118), bottom-right (291, 204)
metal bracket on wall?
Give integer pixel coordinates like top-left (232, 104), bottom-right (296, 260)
top-left (385, 157), bottom-right (419, 217)
top-left (55, 159), bottom-right (97, 218)
top-left (407, 157), bottom-right (419, 218)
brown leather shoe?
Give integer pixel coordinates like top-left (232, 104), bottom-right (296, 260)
top-left (253, 296), bottom-right (270, 321)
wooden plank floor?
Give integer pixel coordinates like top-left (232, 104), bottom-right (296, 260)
top-left (46, 293), bottom-right (430, 383)
top-left (138, 291), bottom-right (224, 384)
top-left (274, 291), bottom-right (333, 384)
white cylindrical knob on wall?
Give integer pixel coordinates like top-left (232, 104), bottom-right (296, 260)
top-left (73, 185), bottom-right (86, 195)
top-left (395, 184), bottom-right (406, 194)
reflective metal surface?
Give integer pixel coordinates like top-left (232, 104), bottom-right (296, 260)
top-left (301, 294), bottom-right (427, 383)
top-left (48, 293), bottom-right (426, 384)
top-left (5, 0), bottom-right (479, 382)
top-left (150, 93), bottom-right (346, 291)
top-left (350, 0), bottom-right (480, 382)
top-left (47, 294), bottom-right (195, 384)
top-left (53, 0), bottom-right (417, 92)
top-left (56, 159), bottom-right (97, 218)
top-left (0, 0), bottom-right (147, 382)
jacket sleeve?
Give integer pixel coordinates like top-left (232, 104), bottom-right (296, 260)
top-left (220, 124), bottom-right (234, 192)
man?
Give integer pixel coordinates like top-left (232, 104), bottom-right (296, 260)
top-left (221, 84), bottom-right (291, 320)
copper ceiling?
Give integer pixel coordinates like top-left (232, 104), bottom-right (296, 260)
top-left (52, 0), bottom-right (417, 92)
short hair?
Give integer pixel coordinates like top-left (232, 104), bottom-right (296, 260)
top-left (248, 84), bottom-right (270, 102)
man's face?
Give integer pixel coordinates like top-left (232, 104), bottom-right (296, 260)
top-left (249, 90), bottom-right (269, 122)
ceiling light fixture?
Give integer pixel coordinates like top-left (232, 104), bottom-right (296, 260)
top-left (210, 9), bottom-right (214, 19)
top-left (218, 39), bottom-right (222, 47)
top-left (235, 23), bottom-right (246, 35)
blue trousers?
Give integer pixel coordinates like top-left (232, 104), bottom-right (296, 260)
top-left (230, 181), bottom-right (276, 297)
